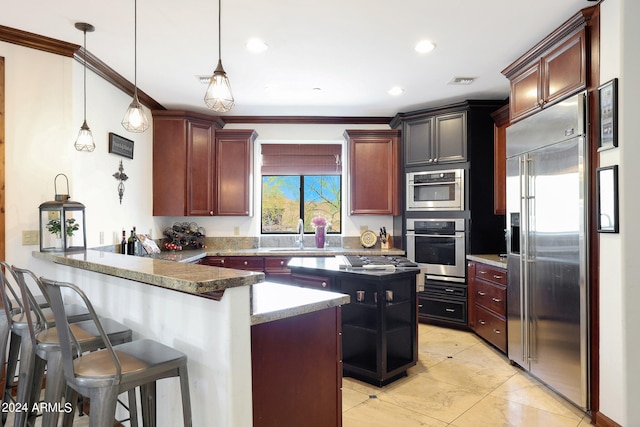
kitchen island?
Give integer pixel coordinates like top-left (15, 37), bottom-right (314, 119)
top-left (288, 256), bottom-right (420, 386)
top-left (31, 250), bottom-right (348, 426)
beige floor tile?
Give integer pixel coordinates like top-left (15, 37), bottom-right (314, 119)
top-left (450, 394), bottom-right (583, 427)
top-left (376, 375), bottom-right (486, 423)
top-left (452, 340), bottom-right (513, 368)
top-left (342, 386), bottom-right (371, 412)
top-left (490, 372), bottom-right (586, 421)
top-left (343, 397), bottom-right (448, 427)
top-left (418, 354), bottom-right (517, 392)
top-left (418, 326), bottom-right (482, 357)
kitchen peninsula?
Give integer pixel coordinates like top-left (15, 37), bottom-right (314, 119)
top-left (32, 250), bottom-right (349, 426)
top-left (288, 256), bottom-right (419, 386)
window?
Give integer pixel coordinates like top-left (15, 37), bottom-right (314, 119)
top-left (261, 144), bottom-right (341, 234)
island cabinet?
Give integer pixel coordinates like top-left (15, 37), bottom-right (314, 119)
top-left (288, 258), bottom-right (418, 387)
top-left (151, 110), bottom-right (256, 216)
top-left (467, 261), bottom-right (507, 353)
top-left (502, 6), bottom-right (597, 123)
top-left (344, 129), bottom-right (401, 216)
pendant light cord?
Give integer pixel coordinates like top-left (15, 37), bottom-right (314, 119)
top-left (218, 0), bottom-right (221, 60)
top-left (83, 29), bottom-right (87, 122)
top-left (134, 0), bottom-right (138, 97)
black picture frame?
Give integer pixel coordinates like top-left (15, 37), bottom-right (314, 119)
top-left (596, 165), bottom-right (619, 233)
top-left (108, 132), bottom-right (134, 159)
top-left (597, 78), bottom-right (618, 151)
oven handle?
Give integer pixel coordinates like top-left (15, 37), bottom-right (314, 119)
top-left (406, 232), bottom-right (464, 238)
top-left (411, 180), bottom-right (458, 186)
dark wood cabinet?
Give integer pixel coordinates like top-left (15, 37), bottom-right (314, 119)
top-left (418, 281), bottom-right (468, 327)
top-left (502, 7), bottom-right (596, 123)
top-left (264, 257), bottom-right (292, 283)
top-left (344, 129), bottom-right (401, 215)
top-left (290, 272), bottom-right (332, 290)
top-left (403, 111), bottom-right (466, 166)
top-left (252, 307), bottom-right (342, 427)
top-left (468, 261), bottom-right (507, 353)
top-left (152, 110), bottom-right (255, 217)
top-left (491, 105), bottom-right (510, 215)
top-left (215, 129), bottom-right (257, 216)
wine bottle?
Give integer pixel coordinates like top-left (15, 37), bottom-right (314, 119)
top-left (120, 230), bottom-right (126, 254)
top-left (127, 229), bottom-right (135, 255)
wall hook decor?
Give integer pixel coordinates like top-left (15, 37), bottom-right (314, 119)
top-left (113, 160), bottom-right (129, 204)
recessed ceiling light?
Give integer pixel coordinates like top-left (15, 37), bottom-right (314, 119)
top-left (414, 40), bottom-right (436, 54)
top-left (388, 86), bottom-right (404, 96)
top-left (246, 38), bottom-right (268, 53)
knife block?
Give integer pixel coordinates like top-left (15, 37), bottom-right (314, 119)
top-left (381, 233), bottom-right (393, 250)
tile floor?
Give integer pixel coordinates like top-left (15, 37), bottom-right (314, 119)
top-left (342, 323), bottom-right (593, 427)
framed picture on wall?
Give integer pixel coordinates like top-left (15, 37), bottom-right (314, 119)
top-left (596, 165), bottom-right (619, 233)
top-left (597, 78), bottom-right (618, 151)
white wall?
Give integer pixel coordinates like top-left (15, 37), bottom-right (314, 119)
top-left (1, 40), bottom-right (154, 269)
top-left (598, 0), bottom-right (640, 425)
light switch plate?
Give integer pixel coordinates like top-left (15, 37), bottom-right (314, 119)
top-left (22, 230), bottom-right (39, 246)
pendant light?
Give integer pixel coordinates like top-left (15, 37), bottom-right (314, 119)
top-left (74, 22), bottom-right (96, 152)
top-left (204, 0), bottom-right (234, 112)
top-left (122, 0), bottom-right (149, 132)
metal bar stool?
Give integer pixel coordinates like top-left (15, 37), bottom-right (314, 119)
top-left (42, 278), bottom-right (192, 427)
top-left (0, 263), bottom-right (91, 427)
top-left (11, 266), bottom-right (135, 427)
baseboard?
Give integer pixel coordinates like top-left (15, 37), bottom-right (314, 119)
top-left (594, 411), bottom-right (623, 427)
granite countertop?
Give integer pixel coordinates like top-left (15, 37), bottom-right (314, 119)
top-left (33, 250), bottom-right (264, 298)
top-left (466, 254), bottom-right (508, 269)
top-left (250, 282), bottom-right (350, 325)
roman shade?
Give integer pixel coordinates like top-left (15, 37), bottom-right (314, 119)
top-left (261, 144), bottom-right (342, 175)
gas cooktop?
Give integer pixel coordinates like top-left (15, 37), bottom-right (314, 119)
top-left (343, 255), bottom-right (418, 268)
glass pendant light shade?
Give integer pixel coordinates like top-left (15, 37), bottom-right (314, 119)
top-left (74, 22), bottom-right (95, 152)
top-left (204, 59), bottom-right (234, 112)
top-left (74, 120), bottom-right (95, 152)
top-left (122, 92), bottom-right (149, 132)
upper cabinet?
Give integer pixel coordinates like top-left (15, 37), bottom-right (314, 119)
top-left (345, 129), bottom-right (401, 216)
top-left (403, 112), bottom-right (466, 167)
top-left (152, 111), bottom-right (256, 217)
top-left (502, 6), bottom-right (597, 123)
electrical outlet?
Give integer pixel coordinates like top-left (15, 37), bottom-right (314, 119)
top-left (234, 226), bottom-right (240, 236)
top-left (22, 230), bottom-right (39, 246)
top-left (99, 231), bottom-right (104, 244)
top-left (360, 225), bottom-right (369, 233)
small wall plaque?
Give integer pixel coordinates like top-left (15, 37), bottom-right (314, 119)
top-left (108, 132), bottom-right (134, 159)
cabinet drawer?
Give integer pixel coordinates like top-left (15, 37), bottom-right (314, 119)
top-left (225, 257), bottom-right (264, 271)
top-left (264, 257), bottom-right (291, 272)
top-left (199, 256), bottom-right (226, 267)
top-left (418, 295), bottom-right (466, 324)
top-left (424, 281), bottom-right (466, 298)
top-left (290, 273), bottom-right (332, 290)
top-left (474, 279), bottom-right (506, 316)
top-left (474, 265), bottom-right (506, 286)
top-left (474, 304), bottom-right (507, 353)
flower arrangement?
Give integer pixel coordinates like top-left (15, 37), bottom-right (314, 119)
top-left (46, 217), bottom-right (80, 238)
top-left (311, 216), bottom-right (327, 228)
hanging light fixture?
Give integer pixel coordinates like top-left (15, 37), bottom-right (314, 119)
top-left (204, 0), bottom-right (234, 112)
top-left (122, 0), bottom-right (149, 132)
top-left (74, 22), bottom-right (96, 152)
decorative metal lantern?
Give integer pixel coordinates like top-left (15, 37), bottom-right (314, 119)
top-left (39, 174), bottom-right (87, 252)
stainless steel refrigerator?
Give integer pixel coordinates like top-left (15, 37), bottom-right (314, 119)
top-left (505, 93), bottom-right (589, 410)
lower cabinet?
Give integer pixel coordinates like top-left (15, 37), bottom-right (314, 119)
top-left (417, 280), bottom-right (468, 327)
top-left (289, 265), bottom-right (418, 387)
top-left (468, 261), bottom-right (507, 353)
top-left (199, 256), bottom-right (293, 283)
top-left (251, 307), bottom-right (342, 427)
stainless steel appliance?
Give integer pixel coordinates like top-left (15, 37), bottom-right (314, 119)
top-left (406, 218), bottom-right (466, 282)
top-left (506, 93), bottom-right (589, 410)
top-left (406, 169), bottom-right (464, 211)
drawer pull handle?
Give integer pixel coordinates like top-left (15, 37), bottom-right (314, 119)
top-left (244, 261), bottom-right (248, 266)
top-left (418, 304), bottom-right (423, 308)
top-left (478, 320), bottom-right (486, 325)
top-left (493, 329), bottom-right (502, 334)
top-left (479, 270), bottom-right (487, 275)
top-left (280, 261), bottom-right (285, 266)
top-left (321, 282), bottom-right (327, 288)
top-left (221, 260), bottom-right (224, 264)
top-left (445, 288), bottom-right (455, 293)
top-left (492, 297), bottom-right (502, 303)
top-left (493, 274), bottom-right (503, 279)
top-left (445, 308), bottom-right (455, 313)
top-left (477, 291), bottom-right (486, 296)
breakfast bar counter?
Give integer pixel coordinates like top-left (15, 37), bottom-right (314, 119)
top-left (31, 249), bottom-right (349, 426)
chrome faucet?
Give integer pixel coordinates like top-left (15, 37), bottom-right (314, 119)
top-left (296, 218), bottom-right (304, 249)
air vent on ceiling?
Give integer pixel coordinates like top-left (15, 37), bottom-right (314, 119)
top-left (448, 77), bottom-right (476, 85)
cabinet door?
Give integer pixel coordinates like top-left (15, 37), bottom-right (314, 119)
top-left (542, 29), bottom-right (587, 107)
top-left (215, 129), bottom-right (256, 216)
top-left (404, 117), bottom-right (434, 166)
top-left (434, 112), bottom-right (466, 163)
top-left (510, 62), bottom-right (542, 122)
top-left (290, 273), bottom-right (332, 290)
top-left (346, 130), bottom-right (401, 215)
top-left (187, 120), bottom-right (216, 216)
top-left (153, 118), bottom-right (188, 216)
top-left (467, 261), bottom-right (477, 329)
top-left (491, 105), bottom-right (510, 215)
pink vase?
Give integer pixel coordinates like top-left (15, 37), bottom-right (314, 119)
top-left (315, 226), bottom-right (325, 248)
